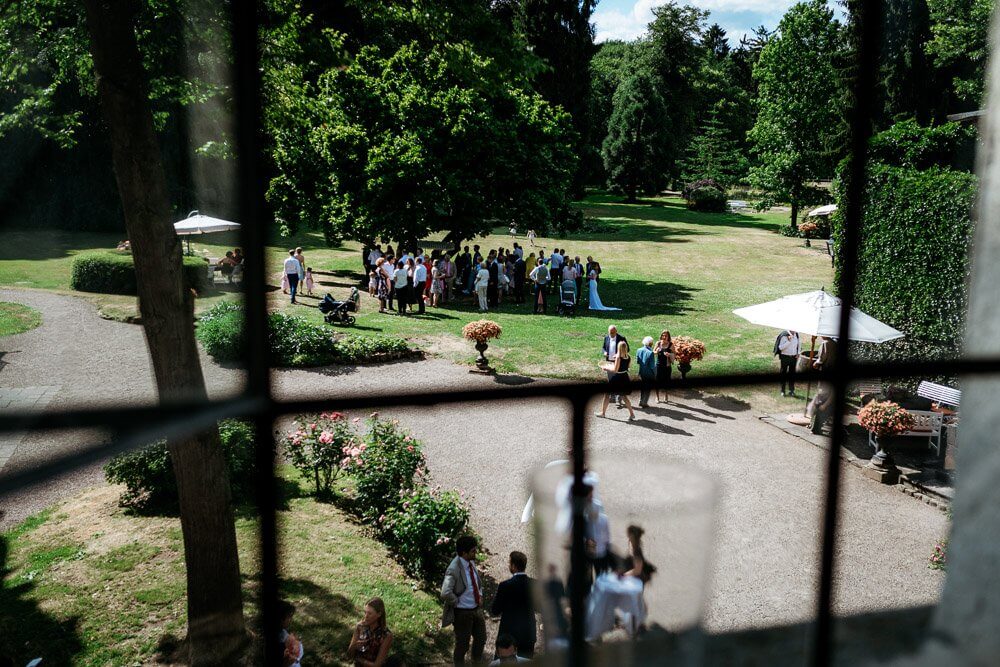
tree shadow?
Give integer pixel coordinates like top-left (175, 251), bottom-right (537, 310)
top-left (570, 279), bottom-right (700, 320)
top-left (574, 196), bottom-right (782, 239)
top-left (0, 532), bottom-right (84, 665)
top-left (696, 392), bottom-right (753, 413)
top-left (410, 311), bottom-right (460, 321)
top-left (0, 230), bottom-right (122, 261)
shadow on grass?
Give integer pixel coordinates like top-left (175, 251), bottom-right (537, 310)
top-left (0, 530), bottom-right (84, 665)
top-left (575, 196), bottom-right (782, 238)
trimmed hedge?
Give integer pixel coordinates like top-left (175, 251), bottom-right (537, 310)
top-left (835, 162), bottom-right (976, 361)
top-left (70, 251), bottom-right (209, 295)
top-left (196, 302), bottom-right (413, 367)
top-left (104, 420), bottom-right (255, 510)
top-left (685, 185), bottom-right (727, 212)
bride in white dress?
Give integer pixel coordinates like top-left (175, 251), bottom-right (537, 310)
top-left (586, 525), bottom-right (655, 641)
top-left (588, 267), bottom-right (620, 311)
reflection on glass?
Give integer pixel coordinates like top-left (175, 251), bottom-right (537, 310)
top-left (531, 455), bottom-right (717, 660)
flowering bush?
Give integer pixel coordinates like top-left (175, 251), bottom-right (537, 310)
top-left (929, 539), bottom-right (948, 571)
top-left (344, 415), bottom-right (426, 522)
top-left (382, 486), bottom-right (472, 579)
top-left (284, 412), bottom-right (356, 497)
top-left (673, 337), bottom-right (707, 364)
top-left (858, 400), bottom-right (915, 438)
top-left (462, 319), bottom-right (502, 343)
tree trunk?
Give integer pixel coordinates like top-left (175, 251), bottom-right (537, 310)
top-left (790, 198), bottom-right (799, 231)
top-left (80, 0), bottom-right (246, 662)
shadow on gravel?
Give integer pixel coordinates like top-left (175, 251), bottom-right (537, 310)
top-left (669, 399), bottom-right (738, 421)
top-left (636, 405), bottom-right (714, 424)
top-left (626, 419), bottom-right (693, 436)
top-left (493, 374), bottom-right (534, 386)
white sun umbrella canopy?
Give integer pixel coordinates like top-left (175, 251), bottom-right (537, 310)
top-left (732, 290), bottom-right (904, 344)
top-left (173, 211), bottom-right (241, 235)
top-left (807, 204), bottom-right (838, 217)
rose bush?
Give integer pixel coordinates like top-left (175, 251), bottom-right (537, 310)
top-left (344, 415), bottom-right (427, 522)
top-left (284, 412), bottom-right (356, 497)
top-left (382, 486), bottom-right (472, 579)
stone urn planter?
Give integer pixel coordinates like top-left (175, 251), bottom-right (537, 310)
top-left (672, 336), bottom-right (706, 380)
top-left (859, 400), bottom-right (914, 483)
top-left (462, 319), bottom-right (502, 375)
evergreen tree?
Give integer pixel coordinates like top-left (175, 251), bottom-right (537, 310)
top-left (925, 0), bottom-right (992, 109)
top-left (703, 23), bottom-right (730, 59)
top-left (602, 67), bottom-right (671, 201)
top-left (680, 106), bottom-right (749, 188)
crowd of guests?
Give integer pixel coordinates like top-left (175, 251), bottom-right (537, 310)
top-left (596, 325), bottom-right (677, 421)
top-left (361, 243), bottom-right (608, 316)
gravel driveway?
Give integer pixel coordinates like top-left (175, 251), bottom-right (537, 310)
top-left (0, 289), bottom-right (948, 634)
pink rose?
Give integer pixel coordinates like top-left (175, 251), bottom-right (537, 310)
top-left (406, 445), bottom-right (414, 452)
top-left (318, 431), bottom-right (333, 444)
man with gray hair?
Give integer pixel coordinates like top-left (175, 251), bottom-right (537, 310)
top-left (636, 336), bottom-right (656, 408)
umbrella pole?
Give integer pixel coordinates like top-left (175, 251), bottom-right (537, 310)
top-left (803, 336), bottom-right (816, 415)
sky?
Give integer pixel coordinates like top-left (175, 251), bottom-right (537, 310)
top-left (592, 0), bottom-right (802, 44)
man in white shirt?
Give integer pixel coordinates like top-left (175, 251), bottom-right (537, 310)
top-left (441, 536), bottom-right (487, 665)
top-left (549, 249), bottom-right (563, 290)
top-left (393, 261), bottom-right (409, 315)
top-left (775, 330), bottom-right (801, 396)
top-left (283, 249), bottom-right (304, 304)
top-left (413, 257), bottom-right (428, 314)
top-left (513, 242), bottom-right (524, 259)
top-left (367, 245), bottom-right (382, 267)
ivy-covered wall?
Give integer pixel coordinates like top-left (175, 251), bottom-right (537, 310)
top-left (837, 162), bottom-right (977, 362)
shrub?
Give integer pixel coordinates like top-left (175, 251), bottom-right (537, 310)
top-left (869, 120), bottom-right (973, 170)
top-left (196, 301), bottom-right (246, 361)
top-left (345, 415), bottom-right (426, 522)
top-left (382, 486), bottom-right (472, 580)
top-left (834, 163), bottom-right (977, 355)
top-left (681, 178), bottom-right (723, 201)
top-left (104, 420), bottom-right (255, 510)
top-left (196, 303), bottom-right (413, 366)
top-left (929, 539), bottom-right (948, 571)
top-left (283, 412), bottom-right (357, 497)
top-left (71, 252), bottom-right (208, 295)
top-left (685, 185), bottom-right (727, 213)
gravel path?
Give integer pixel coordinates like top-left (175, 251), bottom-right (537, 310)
top-left (0, 289), bottom-right (948, 634)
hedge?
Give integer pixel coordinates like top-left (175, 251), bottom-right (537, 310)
top-left (70, 251), bottom-right (209, 295)
top-left (104, 420), bottom-right (255, 510)
top-left (834, 163), bottom-right (976, 361)
top-left (196, 302), bottom-right (413, 367)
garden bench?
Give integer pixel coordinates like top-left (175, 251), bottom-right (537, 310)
top-left (868, 409), bottom-right (944, 456)
top-left (849, 379), bottom-right (882, 399)
top-left (728, 200), bottom-right (749, 212)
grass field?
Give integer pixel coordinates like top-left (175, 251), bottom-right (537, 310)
top-left (0, 471), bottom-right (451, 666)
top-left (0, 192), bottom-right (831, 408)
top-left (0, 301), bottom-right (42, 336)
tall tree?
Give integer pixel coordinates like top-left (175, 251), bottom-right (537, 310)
top-left (925, 0), bottom-right (993, 109)
top-left (702, 23), bottom-right (730, 58)
top-left (586, 39), bottom-right (638, 184)
top-left (80, 0), bottom-right (246, 662)
top-left (748, 0), bottom-right (845, 229)
top-left (602, 66), bottom-right (671, 201)
top-left (518, 0), bottom-right (599, 195)
top-left (267, 39), bottom-right (578, 247)
top-left (645, 2), bottom-right (708, 186)
top-left (880, 0), bottom-right (939, 124)
top-left (680, 106), bottom-right (749, 188)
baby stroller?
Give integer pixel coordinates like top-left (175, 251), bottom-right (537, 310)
top-left (556, 279), bottom-right (577, 316)
top-left (319, 289), bottom-right (358, 326)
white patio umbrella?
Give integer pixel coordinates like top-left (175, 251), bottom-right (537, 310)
top-left (807, 204), bottom-right (838, 217)
top-left (732, 290), bottom-right (904, 344)
top-left (733, 289), bottom-right (903, 422)
top-left (173, 211), bottom-right (240, 253)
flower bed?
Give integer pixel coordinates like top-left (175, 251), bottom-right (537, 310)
top-left (283, 413), bottom-right (476, 582)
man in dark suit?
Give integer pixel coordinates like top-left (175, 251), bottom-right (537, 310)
top-left (512, 254), bottom-right (526, 304)
top-left (487, 253), bottom-right (500, 307)
top-left (602, 325), bottom-right (628, 406)
top-left (490, 551), bottom-right (536, 657)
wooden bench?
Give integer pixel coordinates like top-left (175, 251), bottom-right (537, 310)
top-left (868, 409), bottom-right (944, 456)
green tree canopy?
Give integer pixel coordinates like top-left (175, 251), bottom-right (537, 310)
top-left (748, 0), bottom-right (846, 228)
top-left (267, 39), bottom-right (578, 246)
top-left (926, 0), bottom-right (993, 108)
top-left (601, 66), bottom-right (671, 201)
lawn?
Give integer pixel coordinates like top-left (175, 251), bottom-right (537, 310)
top-left (0, 192), bottom-right (831, 408)
top-left (0, 472), bottom-right (451, 666)
top-left (0, 301), bottom-right (41, 336)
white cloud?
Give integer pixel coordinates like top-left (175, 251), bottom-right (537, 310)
top-left (592, 0), bottom-right (800, 43)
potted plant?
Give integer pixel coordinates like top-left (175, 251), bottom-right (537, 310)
top-left (462, 319), bottom-right (502, 374)
top-left (858, 400), bottom-right (914, 468)
top-left (798, 221), bottom-right (819, 247)
top-left (672, 336), bottom-right (706, 379)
